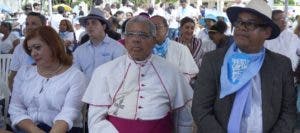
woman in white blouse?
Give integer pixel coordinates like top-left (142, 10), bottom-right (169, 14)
top-left (9, 26), bottom-right (87, 133)
top-left (59, 19), bottom-right (75, 52)
top-left (0, 22), bottom-right (19, 54)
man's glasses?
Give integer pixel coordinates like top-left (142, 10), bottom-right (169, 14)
top-left (233, 20), bottom-right (268, 31)
top-left (124, 31), bottom-right (153, 39)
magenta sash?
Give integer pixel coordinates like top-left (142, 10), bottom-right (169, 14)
top-left (107, 113), bottom-right (173, 133)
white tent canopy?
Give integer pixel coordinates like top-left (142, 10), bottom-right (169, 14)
top-left (0, 0), bottom-right (21, 13)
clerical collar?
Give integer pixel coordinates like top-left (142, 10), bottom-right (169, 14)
top-left (128, 54), bottom-right (152, 66)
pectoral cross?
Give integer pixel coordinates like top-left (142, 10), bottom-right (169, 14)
top-left (113, 97), bottom-right (125, 115)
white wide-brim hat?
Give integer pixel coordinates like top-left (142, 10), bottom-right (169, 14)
top-left (226, 0), bottom-right (280, 40)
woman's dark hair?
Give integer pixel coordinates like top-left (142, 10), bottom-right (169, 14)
top-left (60, 19), bottom-right (74, 32)
top-left (27, 12), bottom-right (47, 25)
top-left (166, 3), bottom-right (175, 14)
top-left (138, 12), bottom-right (150, 19)
top-left (147, 7), bottom-right (154, 15)
top-left (80, 34), bottom-right (89, 45)
top-left (107, 29), bottom-right (121, 40)
top-left (109, 16), bottom-right (121, 28)
top-left (121, 18), bottom-right (130, 33)
top-left (24, 26), bottom-right (72, 66)
top-left (114, 11), bottom-right (124, 17)
top-left (1, 22), bottom-right (12, 31)
top-left (180, 17), bottom-right (195, 27)
top-left (210, 20), bottom-right (227, 34)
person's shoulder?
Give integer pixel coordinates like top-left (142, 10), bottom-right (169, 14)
top-left (8, 32), bottom-right (18, 39)
top-left (64, 66), bottom-right (86, 80)
top-left (151, 55), bottom-right (181, 73)
top-left (74, 41), bottom-right (90, 51)
top-left (17, 65), bottom-right (36, 77)
top-left (94, 55), bottom-right (126, 73)
top-left (282, 29), bottom-right (299, 39)
top-left (67, 66), bottom-right (85, 75)
top-left (204, 46), bottom-right (229, 60)
top-left (106, 36), bottom-right (125, 49)
top-left (169, 40), bottom-right (189, 48)
top-left (265, 49), bottom-right (291, 63)
top-left (13, 41), bottom-right (25, 54)
top-left (106, 36), bottom-right (122, 45)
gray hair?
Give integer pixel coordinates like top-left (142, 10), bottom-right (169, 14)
top-left (125, 16), bottom-right (156, 37)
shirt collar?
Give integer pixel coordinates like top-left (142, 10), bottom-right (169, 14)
top-left (126, 54), bottom-right (153, 67)
top-left (88, 34), bottom-right (110, 46)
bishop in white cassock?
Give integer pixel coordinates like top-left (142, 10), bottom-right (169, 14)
top-left (82, 16), bottom-right (193, 133)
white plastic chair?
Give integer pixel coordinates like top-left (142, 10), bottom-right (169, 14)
top-left (0, 54), bottom-right (12, 129)
top-left (0, 54), bottom-right (12, 85)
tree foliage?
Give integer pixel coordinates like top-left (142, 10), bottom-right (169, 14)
top-left (274, 0), bottom-right (296, 5)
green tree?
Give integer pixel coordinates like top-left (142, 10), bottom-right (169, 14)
top-left (274, 0), bottom-right (283, 5)
top-left (289, 0), bottom-right (295, 5)
top-left (274, 0), bottom-right (296, 5)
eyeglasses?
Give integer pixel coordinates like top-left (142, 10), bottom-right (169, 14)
top-left (124, 31), bottom-right (153, 39)
top-left (233, 20), bottom-right (268, 31)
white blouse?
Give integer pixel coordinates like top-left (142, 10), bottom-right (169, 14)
top-left (0, 33), bottom-right (18, 54)
top-left (59, 31), bottom-right (75, 51)
top-left (9, 65), bottom-right (87, 130)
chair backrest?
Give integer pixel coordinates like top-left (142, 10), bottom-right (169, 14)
top-left (0, 54), bottom-right (12, 85)
top-left (0, 54), bottom-right (12, 129)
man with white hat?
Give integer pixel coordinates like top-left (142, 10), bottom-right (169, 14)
top-left (192, 0), bottom-right (296, 132)
top-left (73, 8), bottom-right (126, 82)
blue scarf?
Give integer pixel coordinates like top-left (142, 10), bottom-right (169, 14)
top-left (220, 43), bottom-right (265, 133)
top-left (152, 38), bottom-right (169, 58)
top-left (59, 31), bottom-right (66, 37)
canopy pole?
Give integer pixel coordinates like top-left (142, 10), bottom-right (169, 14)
top-left (48, 0), bottom-right (52, 18)
top-left (284, 0), bottom-right (288, 16)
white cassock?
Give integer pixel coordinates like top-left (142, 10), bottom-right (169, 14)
top-left (82, 54), bottom-right (193, 133)
top-left (165, 40), bottom-right (199, 82)
top-left (264, 29), bottom-right (300, 71)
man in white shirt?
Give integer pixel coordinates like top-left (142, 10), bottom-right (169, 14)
top-left (264, 10), bottom-right (300, 71)
top-left (82, 15), bottom-right (193, 133)
top-left (8, 12), bottom-right (47, 90)
top-left (12, 4), bottom-right (32, 34)
top-left (150, 15), bottom-right (198, 133)
top-left (176, 0), bottom-right (199, 21)
top-left (49, 6), bottom-right (65, 33)
top-left (150, 15), bottom-right (199, 82)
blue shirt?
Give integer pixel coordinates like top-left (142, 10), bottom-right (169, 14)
top-left (73, 35), bottom-right (126, 81)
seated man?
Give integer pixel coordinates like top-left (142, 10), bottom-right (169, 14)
top-left (82, 16), bottom-right (193, 133)
top-left (192, 0), bottom-right (296, 132)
